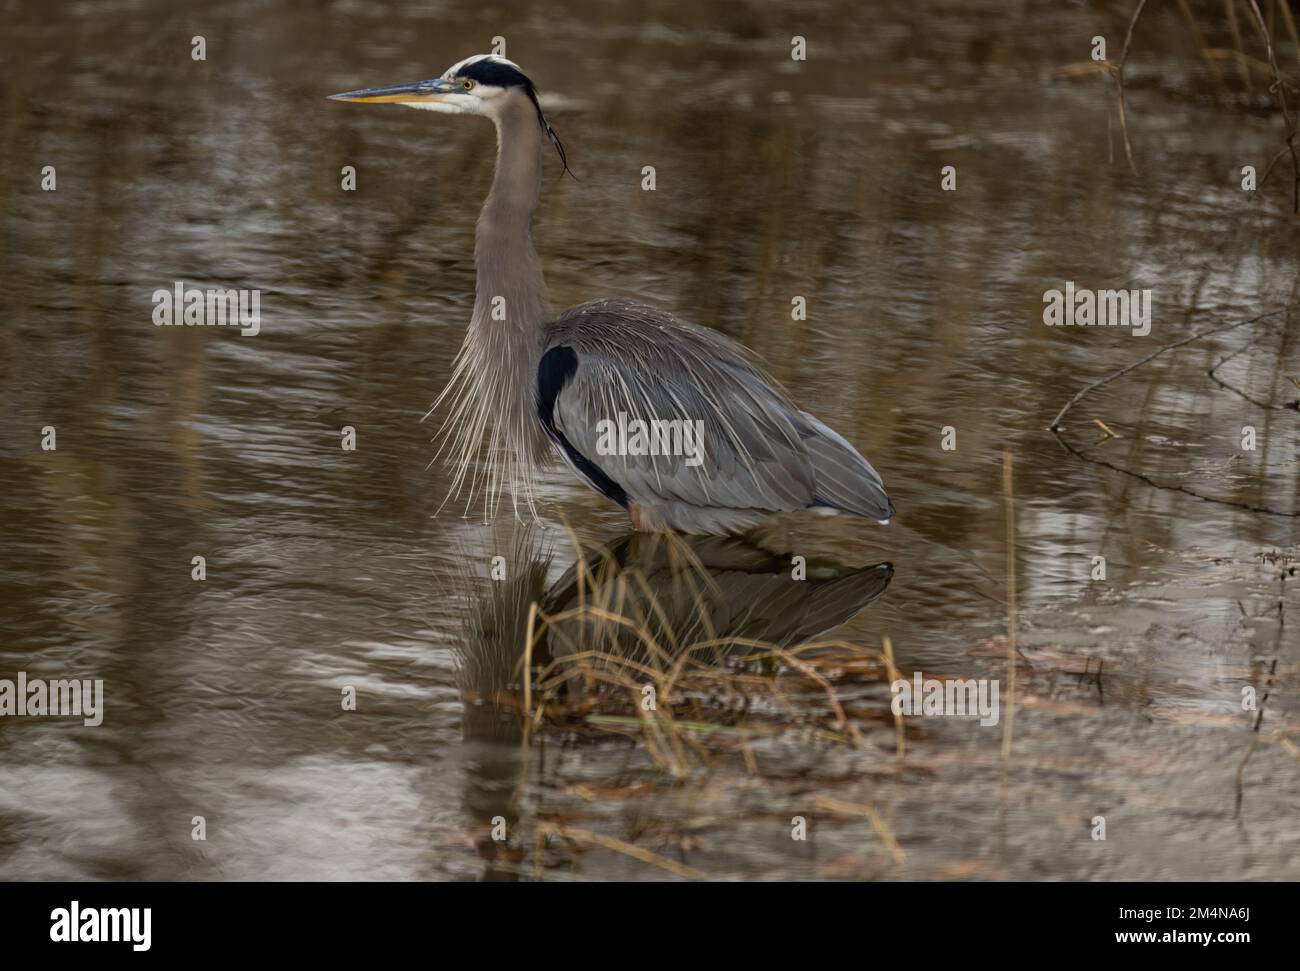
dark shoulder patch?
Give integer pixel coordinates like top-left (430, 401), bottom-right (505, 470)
top-left (535, 345), bottom-right (628, 509)
top-left (537, 345), bottom-right (578, 431)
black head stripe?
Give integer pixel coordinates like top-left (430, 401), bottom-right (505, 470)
top-left (452, 57), bottom-right (532, 89)
top-left (452, 57), bottom-right (573, 178)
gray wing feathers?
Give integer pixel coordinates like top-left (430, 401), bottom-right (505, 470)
top-left (800, 412), bottom-right (894, 521)
top-left (548, 300), bottom-right (814, 513)
top-left (546, 299), bottom-right (893, 523)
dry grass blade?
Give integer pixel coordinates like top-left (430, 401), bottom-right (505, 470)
top-left (810, 795), bottom-right (907, 866)
top-left (883, 635), bottom-right (905, 761)
top-left (535, 822), bottom-right (707, 880)
top-left (1279, 735), bottom-right (1300, 763)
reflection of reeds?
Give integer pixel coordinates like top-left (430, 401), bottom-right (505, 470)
top-left (1110, 0), bottom-right (1300, 208)
top-left (1235, 555), bottom-right (1299, 816)
top-left (1001, 450), bottom-right (1017, 765)
top-left (450, 526), bottom-right (553, 710)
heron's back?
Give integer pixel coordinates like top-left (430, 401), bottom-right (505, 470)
top-left (538, 298), bottom-right (893, 533)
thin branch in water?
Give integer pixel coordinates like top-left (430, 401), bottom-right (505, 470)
top-left (1207, 321), bottom-right (1300, 411)
top-left (1048, 308), bottom-right (1300, 517)
top-left (1114, 0), bottom-right (1150, 176)
top-left (1047, 309), bottom-right (1284, 432)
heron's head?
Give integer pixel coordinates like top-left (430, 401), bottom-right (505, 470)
top-left (330, 54), bottom-right (569, 172)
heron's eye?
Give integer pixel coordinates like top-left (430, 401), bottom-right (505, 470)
top-left (462, 79), bottom-right (475, 91)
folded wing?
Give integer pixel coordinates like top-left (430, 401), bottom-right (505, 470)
top-left (538, 298), bottom-right (893, 524)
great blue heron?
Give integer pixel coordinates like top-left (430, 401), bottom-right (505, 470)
top-left (331, 55), bottom-right (894, 534)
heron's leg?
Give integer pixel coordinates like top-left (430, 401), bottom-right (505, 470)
top-left (628, 502), bottom-right (648, 531)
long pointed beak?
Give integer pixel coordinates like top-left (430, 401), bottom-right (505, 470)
top-left (328, 77), bottom-right (458, 104)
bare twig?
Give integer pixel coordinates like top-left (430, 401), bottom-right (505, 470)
top-left (1114, 0), bottom-right (1150, 176)
top-left (1049, 308), bottom-right (1300, 517)
top-left (1207, 320), bottom-right (1300, 410)
top-left (1048, 309), bottom-right (1284, 432)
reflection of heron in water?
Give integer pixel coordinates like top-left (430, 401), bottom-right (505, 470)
top-left (449, 529), bottom-right (891, 879)
top-left (540, 534), bottom-right (892, 668)
top-left (453, 529), bottom-right (891, 717)
top-left (331, 55), bottom-right (895, 534)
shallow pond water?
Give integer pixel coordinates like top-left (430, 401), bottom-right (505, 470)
top-left (1, 0), bottom-right (1297, 880)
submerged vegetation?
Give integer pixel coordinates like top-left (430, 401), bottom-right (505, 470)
top-left (453, 528), bottom-right (899, 775)
top-left (448, 526), bottom-right (918, 876)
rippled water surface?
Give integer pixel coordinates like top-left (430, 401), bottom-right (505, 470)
top-left (1, 0), bottom-right (1298, 880)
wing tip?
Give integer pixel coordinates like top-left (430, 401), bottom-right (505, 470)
top-left (811, 494), bottom-right (896, 525)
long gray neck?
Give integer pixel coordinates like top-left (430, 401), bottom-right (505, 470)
top-left (459, 92), bottom-right (551, 492)
top-left (473, 95), bottom-right (548, 338)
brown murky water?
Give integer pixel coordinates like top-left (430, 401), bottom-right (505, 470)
top-left (1, 0), bottom-right (1297, 880)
